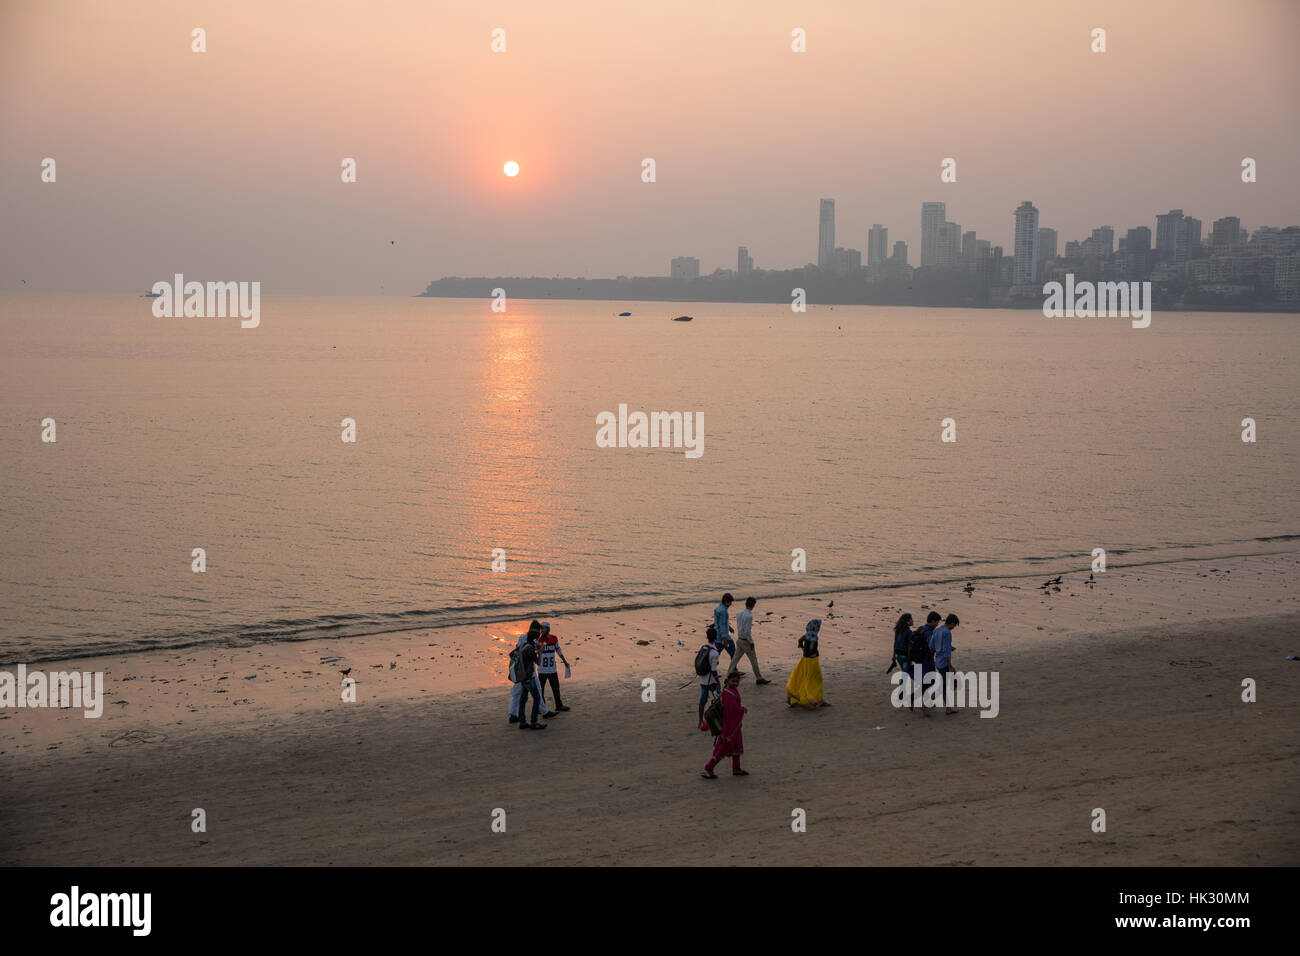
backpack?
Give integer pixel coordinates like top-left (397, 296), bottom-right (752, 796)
top-left (694, 643), bottom-right (714, 676)
top-left (703, 691), bottom-right (724, 736)
top-left (908, 627), bottom-right (931, 664)
top-left (508, 647), bottom-right (520, 683)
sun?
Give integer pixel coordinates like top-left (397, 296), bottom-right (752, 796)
top-left (503, 160), bottom-right (519, 177)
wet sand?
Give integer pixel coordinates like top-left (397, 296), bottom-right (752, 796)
top-left (2, 552), bottom-right (1298, 865)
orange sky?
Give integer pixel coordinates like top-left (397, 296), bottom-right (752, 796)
top-left (2, 0), bottom-right (1298, 292)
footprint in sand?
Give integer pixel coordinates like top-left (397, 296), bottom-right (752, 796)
top-left (109, 729), bottom-right (167, 748)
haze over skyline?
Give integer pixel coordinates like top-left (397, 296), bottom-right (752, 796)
top-left (3, 0), bottom-right (1298, 294)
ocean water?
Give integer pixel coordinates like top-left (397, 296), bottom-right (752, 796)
top-left (1, 292), bottom-right (1297, 662)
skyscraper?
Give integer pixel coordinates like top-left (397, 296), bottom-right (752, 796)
top-left (1212, 217), bottom-right (1242, 252)
top-left (1175, 217), bottom-right (1202, 265)
top-left (892, 240), bottom-right (908, 265)
top-left (936, 221), bottom-right (962, 271)
top-left (1156, 209), bottom-right (1184, 261)
top-left (737, 246), bottom-right (753, 274)
top-left (921, 202), bottom-right (946, 267)
top-left (818, 199), bottom-right (835, 270)
top-left (1036, 227), bottom-right (1058, 263)
top-left (1124, 226), bottom-right (1151, 278)
top-left (1091, 226), bottom-right (1115, 257)
top-left (1013, 201), bottom-right (1039, 288)
top-left (831, 247), bottom-right (862, 276)
top-left (868, 224), bottom-right (888, 266)
top-left (961, 230), bottom-right (978, 273)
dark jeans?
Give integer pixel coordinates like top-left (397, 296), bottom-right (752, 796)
top-left (539, 671), bottom-right (562, 708)
top-left (699, 682), bottom-right (719, 708)
top-left (516, 674), bottom-right (541, 725)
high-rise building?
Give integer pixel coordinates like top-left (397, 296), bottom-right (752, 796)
top-left (737, 246), bottom-right (754, 275)
top-left (1013, 201), bottom-right (1039, 287)
top-left (1175, 216), bottom-right (1202, 265)
top-left (831, 247), bottom-right (862, 276)
top-left (892, 240), bottom-right (908, 265)
top-left (1036, 228), bottom-right (1058, 278)
top-left (921, 202), bottom-right (946, 267)
top-left (961, 230), bottom-right (978, 273)
top-left (818, 199), bottom-right (835, 270)
top-left (868, 224), bottom-right (889, 266)
top-left (1124, 226), bottom-right (1151, 278)
top-left (1156, 209), bottom-right (1184, 261)
top-left (1091, 226), bottom-right (1115, 257)
top-left (974, 240), bottom-right (994, 283)
top-left (1212, 217), bottom-right (1242, 252)
top-left (936, 221), bottom-right (961, 270)
top-left (1036, 228), bottom-right (1058, 263)
top-left (670, 256), bottom-right (700, 280)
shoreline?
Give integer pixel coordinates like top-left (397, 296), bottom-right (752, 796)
top-left (7, 540), bottom-right (1299, 668)
top-left (2, 549), bottom-right (1297, 744)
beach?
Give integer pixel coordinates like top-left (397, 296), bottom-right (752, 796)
top-left (3, 551), bottom-right (1297, 866)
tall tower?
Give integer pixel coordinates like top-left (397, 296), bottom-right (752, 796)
top-left (818, 200), bottom-right (835, 270)
top-left (1155, 209), bottom-right (1184, 261)
top-left (868, 224), bottom-right (888, 266)
top-left (1013, 201), bottom-right (1039, 288)
top-left (921, 202), bottom-right (946, 267)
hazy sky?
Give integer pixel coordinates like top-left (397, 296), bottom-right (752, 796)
top-left (2, 0), bottom-right (1298, 293)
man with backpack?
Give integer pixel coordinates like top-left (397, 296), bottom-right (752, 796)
top-left (515, 628), bottom-right (548, 730)
top-left (696, 624), bottom-right (722, 731)
top-left (509, 621), bottom-right (556, 724)
top-left (909, 612), bottom-right (942, 716)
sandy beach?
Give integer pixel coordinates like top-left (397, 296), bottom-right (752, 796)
top-left (3, 551), bottom-right (1298, 866)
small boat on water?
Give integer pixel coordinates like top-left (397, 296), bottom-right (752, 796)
top-left (618, 311), bottom-right (632, 316)
top-left (671, 315), bottom-right (693, 322)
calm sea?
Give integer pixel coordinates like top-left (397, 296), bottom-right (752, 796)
top-left (1, 293), bottom-right (1297, 662)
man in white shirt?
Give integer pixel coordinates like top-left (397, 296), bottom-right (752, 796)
top-left (727, 597), bottom-right (770, 684)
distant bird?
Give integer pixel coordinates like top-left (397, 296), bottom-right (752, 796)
top-left (20, 279), bottom-right (27, 284)
top-left (390, 240), bottom-right (396, 245)
top-left (339, 667), bottom-right (351, 676)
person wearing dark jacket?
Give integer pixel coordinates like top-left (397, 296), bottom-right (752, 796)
top-left (515, 631), bottom-right (548, 730)
top-left (891, 613), bottom-right (915, 674)
top-left (914, 612), bottom-right (942, 716)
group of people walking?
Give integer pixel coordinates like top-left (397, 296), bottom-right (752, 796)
top-left (694, 593), bottom-right (836, 780)
top-left (889, 611), bottom-right (961, 715)
top-left (694, 595), bottom-right (965, 778)
top-left (507, 620), bottom-right (571, 730)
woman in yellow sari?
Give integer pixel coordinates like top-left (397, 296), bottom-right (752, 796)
top-left (786, 619), bottom-right (830, 709)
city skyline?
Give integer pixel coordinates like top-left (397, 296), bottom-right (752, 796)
top-left (655, 196), bottom-right (1296, 289)
top-left (4, 0), bottom-right (1299, 293)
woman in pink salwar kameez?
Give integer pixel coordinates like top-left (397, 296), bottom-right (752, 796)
top-left (702, 671), bottom-right (748, 778)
